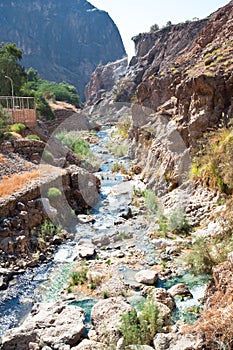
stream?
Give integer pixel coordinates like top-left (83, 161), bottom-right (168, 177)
top-left (0, 129), bottom-right (208, 337)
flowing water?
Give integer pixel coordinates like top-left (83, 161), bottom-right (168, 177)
top-left (0, 129), bottom-right (208, 336)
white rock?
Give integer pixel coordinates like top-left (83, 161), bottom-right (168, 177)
top-left (73, 339), bottom-right (104, 349)
top-left (91, 297), bottom-right (133, 345)
top-left (1, 302), bottom-right (85, 349)
top-left (168, 284), bottom-right (192, 298)
top-left (135, 269), bottom-right (158, 285)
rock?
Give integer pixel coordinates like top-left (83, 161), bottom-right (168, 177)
top-left (98, 274), bottom-right (128, 298)
top-left (151, 238), bottom-right (172, 249)
top-left (153, 333), bottom-right (204, 350)
top-left (73, 339), bottom-right (104, 349)
top-left (91, 234), bottom-right (110, 247)
top-left (120, 207), bottom-right (133, 220)
top-left (168, 284), bottom-right (193, 298)
top-left (77, 215), bottom-right (96, 224)
top-left (227, 251), bottom-right (233, 265)
top-left (91, 297), bottom-right (133, 345)
top-left (126, 346), bottom-right (154, 350)
top-left (1, 302), bottom-right (85, 349)
top-left (29, 342), bottom-right (40, 350)
top-left (135, 269), bottom-right (158, 285)
top-left (86, 271), bottom-right (105, 286)
top-left (150, 288), bottom-right (176, 310)
top-left (85, 57), bottom-right (128, 105)
top-left (156, 302), bottom-right (173, 325)
top-left (52, 235), bottom-right (63, 245)
top-left (0, 268), bottom-right (14, 290)
top-left (77, 240), bottom-right (96, 259)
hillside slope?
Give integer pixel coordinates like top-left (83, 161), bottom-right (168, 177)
top-left (0, 0), bottom-right (126, 99)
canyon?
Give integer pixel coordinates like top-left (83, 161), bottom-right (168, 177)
top-left (0, 1), bottom-right (233, 349)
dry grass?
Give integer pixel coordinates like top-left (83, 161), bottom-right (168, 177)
top-left (0, 170), bottom-right (40, 197)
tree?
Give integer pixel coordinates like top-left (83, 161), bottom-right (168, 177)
top-left (150, 23), bottom-right (159, 32)
top-left (0, 42), bottom-right (26, 96)
top-left (165, 20), bottom-right (172, 27)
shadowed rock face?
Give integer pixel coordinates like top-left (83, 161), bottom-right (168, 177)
top-left (0, 0), bottom-right (125, 99)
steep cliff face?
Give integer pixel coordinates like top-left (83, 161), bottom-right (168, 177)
top-left (85, 57), bottom-right (128, 105)
top-left (114, 1), bottom-right (233, 148)
top-left (0, 0), bottom-right (125, 99)
top-left (87, 1), bottom-right (233, 194)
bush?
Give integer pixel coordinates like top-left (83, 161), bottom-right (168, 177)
top-left (119, 298), bottom-right (161, 346)
top-left (106, 140), bottom-right (128, 157)
top-left (10, 123), bottom-right (26, 134)
top-left (47, 187), bottom-right (62, 202)
top-left (0, 106), bottom-right (10, 140)
top-left (36, 93), bottom-right (54, 120)
top-left (191, 127), bottom-right (233, 194)
top-left (25, 134), bottom-right (40, 140)
top-left (167, 207), bottom-right (190, 235)
top-left (144, 190), bottom-right (159, 214)
top-left (185, 234), bottom-right (233, 275)
top-left (69, 268), bottom-right (88, 286)
top-left (42, 150), bottom-right (54, 163)
top-left (72, 138), bottom-right (90, 157)
top-left (117, 115), bottom-right (132, 138)
top-left (55, 130), bottom-right (90, 158)
top-left (150, 23), bottom-right (159, 32)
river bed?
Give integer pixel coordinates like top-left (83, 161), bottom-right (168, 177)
top-left (0, 129), bottom-right (208, 337)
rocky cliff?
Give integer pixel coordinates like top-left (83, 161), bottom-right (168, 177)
top-left (114, 0), bottom-right (233, 149)
top-left (85, 56), bottom-right (128, 105)
top-left (0, 0), bottom-right (125, 99)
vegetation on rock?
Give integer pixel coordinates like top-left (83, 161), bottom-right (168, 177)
top-left (120, 298), bottom-right (162, 346)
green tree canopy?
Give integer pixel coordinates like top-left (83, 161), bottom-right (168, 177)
top-left (0, 42), bottom-right (26, 96)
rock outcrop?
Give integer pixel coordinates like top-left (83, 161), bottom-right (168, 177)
top-left (89, 1), bottom-right (233, 194)
top-left (0, 0), bottom-right (126, 99)
top-left (85, 57), bottom-right (128, 105)
top-left (1, 302), bottom-right (85, 349)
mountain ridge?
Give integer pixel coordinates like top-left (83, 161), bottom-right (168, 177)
top-left (0, 0), bottom-right (126, 99)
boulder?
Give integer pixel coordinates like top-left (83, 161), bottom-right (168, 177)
top-left (73, 339), bottom-right (104, 349)
top-left (156, 302), bottom-right (172, 325)
top-left (77, 239), bottom-right (96, 259)
top-left (153, 333), bottom-right (204, 350)
top-left (135, 269), bottom-right (158, 285)
top-left (126, 346), bottom-right (155, 350)
top-left (77, 215), bottom-right (96, 224)
top-left (168, 284), bottom-right (193, 298)
top-left (150, 288), bottom-right (176, 310)
top-left (91, 234), bottom-right (110, 247)
top-left (91, 297), bottom-right (133, 345)
top-left (1, 302), bottom-right (85, 349)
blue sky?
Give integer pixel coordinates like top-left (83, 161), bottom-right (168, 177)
top-left (90, 0), bottom-right (230, 58)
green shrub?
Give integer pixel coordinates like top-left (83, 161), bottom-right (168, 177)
top-left (36, 93), bottom-right (55, 120)
top-left (47, 187), bottom-right (62, 202)
top-left (0, 106), bottom-right (10, 140)
top-left (42, 150), bottom-right (54, 163)
top-left (144, 190), bottom-right (159, 214)
top-left (72, 138), bottom-right (90, 157)
top-left (69, 268), bottom-right (88, 286)
top-left (185, 234), bottom-right (233, 275)
top-left (190, 127), bottom-right (233, 194)
top-left (110, 161), bottom-right (127, 174)
top-left (10, 123), bottom-right (26, 134)
top-left (55, 130), bottom-right (90, 158)
top-left (117, 115), bottom-right (132, 138)
top-left (119, 298), bottom-right (161, 346)
top-left (25, 134), bottom-right (40, 140)
top-left (106, 140), bottom-right (128, 157)
top-left (167, 207), bottom-right (190, 235)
